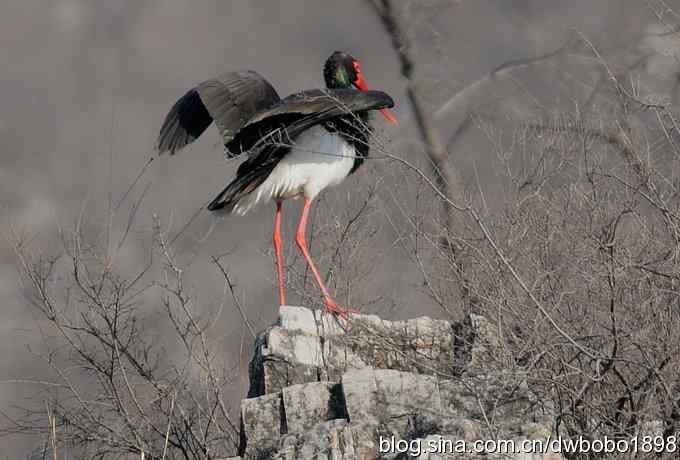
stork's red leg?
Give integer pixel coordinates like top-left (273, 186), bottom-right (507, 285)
top-left (273, 201), bottom-right (286, 306)
top-left (295, 199), bottom-right (352, 318)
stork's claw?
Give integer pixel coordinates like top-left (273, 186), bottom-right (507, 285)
top-left (323, 296), bottom-right (359, 320)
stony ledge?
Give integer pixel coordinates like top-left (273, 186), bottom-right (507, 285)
top-left (226, 306), bottom-right (561, 460)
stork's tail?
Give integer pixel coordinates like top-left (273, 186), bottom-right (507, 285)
top-left (206, 166), bottom-right (275, 214)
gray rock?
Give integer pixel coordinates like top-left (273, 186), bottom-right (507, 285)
top-left (453, 313), bottom-right (510, 373)
top-left (282, 381), bottom-right (346, 433)
top-left (276, 419), bottom-right (362, 460)
top-left (235, 306), bottom-right (561, 460)
top-left (240, 392), bottom-right (283, 458)
top-left (249, 306), bottom-right (460, 397)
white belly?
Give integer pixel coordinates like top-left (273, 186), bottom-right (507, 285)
top-left (232, 125), bottom-right (356, 215)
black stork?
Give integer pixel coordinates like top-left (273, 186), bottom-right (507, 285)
top-left (155, 51), bottom-right (396, 317)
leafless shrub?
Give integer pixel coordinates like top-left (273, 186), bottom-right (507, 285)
top-left (3, 210), bottom-right (246, 458)
top-left (366, 0), bottom-right (680, 458)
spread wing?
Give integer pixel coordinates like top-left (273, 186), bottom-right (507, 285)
top-left (155, 70), bottom-right (280, 156)
top-left (206, 88), bottom-right (394, 211)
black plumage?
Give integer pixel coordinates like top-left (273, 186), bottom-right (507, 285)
top-left (156, 71), bottom-right (280, 156)
top-left (206, 89), bottom-right (392, 211)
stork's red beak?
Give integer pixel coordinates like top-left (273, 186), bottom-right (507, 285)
top-left (353, 62), bottom-right (397, 124)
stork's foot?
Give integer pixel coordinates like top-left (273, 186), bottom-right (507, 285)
top-left (322, 296), bottom-right (359, 320)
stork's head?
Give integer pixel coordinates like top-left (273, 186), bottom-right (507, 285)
top-left (323, 51), bottom-right (397, 123)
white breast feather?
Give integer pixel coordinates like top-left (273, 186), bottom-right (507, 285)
top-left (232, 126), bottom-right (356, 215)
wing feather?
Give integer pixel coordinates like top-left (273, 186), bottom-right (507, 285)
top-left (155, 71), bottom-right (280, 155)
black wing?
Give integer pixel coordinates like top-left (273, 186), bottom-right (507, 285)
top-left (225, 88), bottom-right (393, 155)
top-left (155, 71), bottom-right (280, 156)
top-left (206, 88), bottom-right (394, 211)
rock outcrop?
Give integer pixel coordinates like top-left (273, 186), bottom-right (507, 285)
top-left (228, 306), bottom-right (560, 460)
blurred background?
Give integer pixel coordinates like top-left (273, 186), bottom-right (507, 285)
top-left (0, 0), bottom-right (670, 456)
